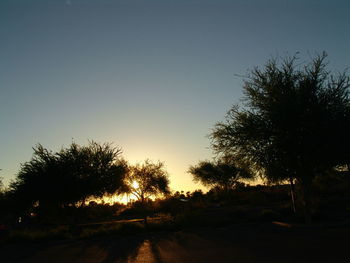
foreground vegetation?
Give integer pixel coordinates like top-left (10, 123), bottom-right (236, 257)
top-left (2, 173), bottom-right (350, 243)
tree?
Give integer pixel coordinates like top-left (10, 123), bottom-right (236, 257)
top-left (57, 141), bottom-right (127, 205)
top-left (188, 160), bottom-right (252, 191)
top-left (125, 159), bottom-right (170, 203)
top-left (11, 141), bottom-right (127, 214)
top-left (210, 53), bottom-right (350, 223)
top-left (0, 176), bottom-right (3, 194)
top-left (10, 145), bottom-right (61, 212)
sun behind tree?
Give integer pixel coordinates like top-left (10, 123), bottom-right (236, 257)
top-left (125, 159), bottom-right (170, 203)
top-left (132, 180), bottom-right (139, 190)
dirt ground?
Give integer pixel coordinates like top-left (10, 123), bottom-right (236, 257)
top-left (1, 223), bottom-right (349, 263)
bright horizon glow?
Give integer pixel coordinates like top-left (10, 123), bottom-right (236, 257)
top-left (1, 0), bottom-right (350, 193)
top-left (89, 194), bottom-right (132, 205)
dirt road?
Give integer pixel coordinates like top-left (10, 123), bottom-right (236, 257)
top-left (1, 223), bottom-right (349, 263)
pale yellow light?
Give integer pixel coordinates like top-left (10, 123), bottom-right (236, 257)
top-left (132, 180), bottom-right (139, 189)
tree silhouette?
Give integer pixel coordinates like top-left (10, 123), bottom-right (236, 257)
top-left (0, 176), bottom-right (3, 193)
top-left (210, 53), bottom-right (350, 223)
top-left (57, 141), bottom-right (127, 206)
top-left (11, 141), bottom-right (127, 215)
top-left (188, 160), bottom-right (252, 191)
top-left (125, 160), bottom-right (170, 203)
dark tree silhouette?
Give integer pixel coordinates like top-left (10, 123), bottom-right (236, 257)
top-left (125, 159), bottom-right (170, 203)
top-left (0, 176), bottom-right (3, 193)
top-left (57, 142), bottom-right (127, 206)
top-left (188, 160), bottom-right (252, 191)
top-left (210, 53), bottom-right (350, 223)
top-left (10, 141), bottom-right (127, 214)
top-left (10, 145), bottom-right (61, 212)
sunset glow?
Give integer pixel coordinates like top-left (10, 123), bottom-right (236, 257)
top-left (1, 2), bottom-right (350, 262)
top-left (1, 0), bottom-right (349, 194)
top-left (132, 180), bottom-right (139, 190)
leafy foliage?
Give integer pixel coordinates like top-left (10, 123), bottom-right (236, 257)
top-left (188, 160), bottom-right (252, 190)
top-left (211, 53), bottom-right (350, 183)
top-left (10, 141), bottom-right (127, 210)
top-left (125, 160), bottom-right (170, 202)
top-left (210, 53), bottom-right (350, 222)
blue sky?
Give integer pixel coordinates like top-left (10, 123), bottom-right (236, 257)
top-left (1, 0), bottom-right (350, 191)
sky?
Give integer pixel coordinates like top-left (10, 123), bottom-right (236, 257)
top-left (1, 0), bottom-right (350, 192)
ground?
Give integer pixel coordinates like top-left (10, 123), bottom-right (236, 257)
top-left (1, 223), bottom-right (349, 263)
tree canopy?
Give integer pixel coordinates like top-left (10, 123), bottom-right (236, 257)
top-left (125, 159), bottom-right (170, 202)
top-left (188, 160), bottom-right (252, 190)
top-left (10, 141), bottom-right (127, 210)
top-left (210, 53), bottom-right (350, 221)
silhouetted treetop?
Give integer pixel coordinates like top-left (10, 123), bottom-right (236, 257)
top-left (189, 160), bottom-right (252, 190)
top-left (210, 52), bottom-right (350, 222)
top-left (10, 141), bottom-right (127, 210)
top-left (125, 159), bottom-right (170, 203)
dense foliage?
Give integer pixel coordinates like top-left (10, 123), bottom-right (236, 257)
top-left (210, 53), bottom-right (350, 222)
top-left (125, 159), bottom-right (170, 203)
top-left (10, 141), bottom-right (127, 212)
top-left (189, 160), bottom-right (252, 190)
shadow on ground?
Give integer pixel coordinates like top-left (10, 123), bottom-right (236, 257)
top-left (1, 223), bottom-right (349, 263)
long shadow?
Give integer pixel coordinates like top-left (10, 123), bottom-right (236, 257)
top-left (96, 235), bottom-right (147, 263)
top-left (1, 235), bottom-right (145, 263)
top-left (4, 224), bottom-right (350, 263)
top-left (79, 232), bottom-right (167, 263)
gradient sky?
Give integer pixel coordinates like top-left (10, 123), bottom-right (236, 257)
top-left (1, 0), bottom-right (350, 192)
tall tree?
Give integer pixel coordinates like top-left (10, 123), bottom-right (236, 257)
top-left (188, 160), bottom-right (252, 191)
top-left (11, 141), bottom-right (127, 213)
top-left (125, 159), bottom-right (170, 203)
top-left (57, 142), bottom-right (127, 205)
top-left (210, 53), bottom-right (350, 223)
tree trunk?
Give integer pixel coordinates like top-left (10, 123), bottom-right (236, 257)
top-left (79, 197), bottom-right (86, 208)
top-left (289, 177), bottom-right (296, 213)
top-left (301, 178), bottom-right (313, 224)
top-left (140, 196), bottom-right (148, 227)
top-left (143, 215), bottom-right (148, 227)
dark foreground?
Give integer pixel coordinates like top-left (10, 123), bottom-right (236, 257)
top-left (1, 223), bottom-right (349, 263)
